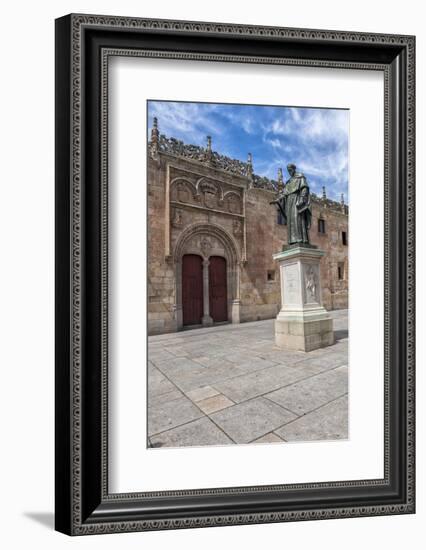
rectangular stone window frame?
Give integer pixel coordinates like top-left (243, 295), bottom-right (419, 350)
top-left (342, 230), bottom-right (348, 245)
top-left (318, 218), bottom-right (326, 234)
top-left (338, 262), bottom-right (345, 280)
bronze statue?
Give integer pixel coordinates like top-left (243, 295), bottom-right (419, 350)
top-left (271, 163), bottom-right (312, 245)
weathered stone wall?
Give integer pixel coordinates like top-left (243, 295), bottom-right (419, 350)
top-left (147, 156), bottom-right (177, 334)
top-left (309, 202), bottom-right (349, 311)
top-left (147, 147), bottom-right (348, 335)
top-left (241, 187), bottom-right (284, 321)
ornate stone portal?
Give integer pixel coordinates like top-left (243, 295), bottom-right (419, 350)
top-left (173, 223), bottom-right (241, 330)
top-left (273, 246), bottom-right (334, 352)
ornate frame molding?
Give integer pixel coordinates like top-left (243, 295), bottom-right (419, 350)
top-left (55, 13), bottom-right (415, 535)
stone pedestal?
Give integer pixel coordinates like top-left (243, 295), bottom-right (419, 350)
top-left (273, 246), bottom-right (334, 352)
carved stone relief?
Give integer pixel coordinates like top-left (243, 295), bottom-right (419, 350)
top-left (177, 183), bottom-right (191, 203)
top-left (200, 237), bottom-right (213, 256)
top-left (171, 173), bottom-right (243, 216)
top-left (204, 191), bottom-right (217, 209)
top-left (233, 220), bottom-right (243, 237)
top-left (171, 208), bottom-right (183, 228)
top-left (227, 194), bottom-right (241, 214)
top-left (304, 264), bottom-right (320, 303)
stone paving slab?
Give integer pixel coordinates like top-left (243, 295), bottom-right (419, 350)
top-left (148, 395), bottom-right (203, 436)
top-left (253, 433), bottom-right (285, 444)
top-left (283, 352), bottom-right (348, 376)
top-left (186, 385), bottom-right (220, 402)
top-left (150, 417), bottom-right (233, 448)
top-left (275, 395), bottom-right (348, 442)
top-left (213, 363), bottom-right (319, 404)
top-left (197, 394), bottom-right (234, 414)
top-left (265, 366), bottom-right (348, 415)
top-left (169, 362), bottom-right (247, 393)
top-left (253, 349), bottom-right (307, 365)
top-left (210, 397), bottom-right (297, 444)
top-left (148, 388), bottom-right (183, 407)
top-left (148, 365), bottom-right (177, 397)
top-left (147, 310), bottom-right (348, 447)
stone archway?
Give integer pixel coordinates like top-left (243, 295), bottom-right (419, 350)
top-left (173, 223), bottom-right (241, 330)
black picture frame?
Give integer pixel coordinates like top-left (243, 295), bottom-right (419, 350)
top-left (55, 13), bottom-right (415, 535)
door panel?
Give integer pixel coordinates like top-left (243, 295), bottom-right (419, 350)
top-left (209, 256), bottom-right (228, 323)
top-left (182, 255), bottom-right (203, 326)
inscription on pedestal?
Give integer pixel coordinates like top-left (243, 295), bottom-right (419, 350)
top-left (283, 263), bottom-right (299, 305)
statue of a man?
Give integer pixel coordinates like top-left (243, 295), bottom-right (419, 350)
top-left (271, 163), bottom-right (312, 245)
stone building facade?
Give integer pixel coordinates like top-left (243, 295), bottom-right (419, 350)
top-left (148, 119), bottom-right (349, 335)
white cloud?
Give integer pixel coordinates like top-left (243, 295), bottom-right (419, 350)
top-left (265, 108), bottom-right (349, 201)
top-left (270, 107), bottom-right (349, 144)
top-left (148, 101), bottom-right (223, 145)
top-left (221, 110), bottom-right (257, 135)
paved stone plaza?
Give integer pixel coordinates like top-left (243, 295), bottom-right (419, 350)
top-left (148, 310), bottom-right (348, 448)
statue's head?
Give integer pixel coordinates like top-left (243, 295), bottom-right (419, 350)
top-left (287, 163), bottom-right (296, 177)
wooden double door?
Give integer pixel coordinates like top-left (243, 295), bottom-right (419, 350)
top-left (182, 254), bottom-right (228, 326)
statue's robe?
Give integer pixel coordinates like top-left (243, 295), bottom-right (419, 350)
top-left (278, 174), bottom-right (312, 244)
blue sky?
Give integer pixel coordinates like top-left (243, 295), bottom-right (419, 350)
top-left (148, 101), bottom-right (349, 203)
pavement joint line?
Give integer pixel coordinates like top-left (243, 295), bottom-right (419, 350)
top-left (150, 357), bottom-right (347, 425)
top-left (272, 392), bottom-right (349, 434)
top-left (147, 390), bottom-right (186, 408)
top-left (261, 396), bottom-right (301, 418)
top-left (248, 432), bottom-right (286, 444)
top-left (152, 349), bottom-right (345, 392)
top-left (148, 415), bottom-right (208, 440)
top-left (147, 365), bottom-right (201, 440)
top-left (212, 360), bottom-right (347, 407)
top-left (206, 363), bottom-right (348, 418)
top-left (260, 361), bottom-right (350, 416)
top-left (149, 401), bottom-right (238, 444)
top-left (187, 393), bottom-right (238, 444)
top-left (148, 365), bottom-right (238, 444)
top-left (189, 354), bottom-right (283, 372)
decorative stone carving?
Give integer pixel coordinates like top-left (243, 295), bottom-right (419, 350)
top-left (158, 131), bottom-right (349, 214)
top-left (305, 265), bottom-right (319, 303)
top-left (155, 134), bottom-right (250, 177)
top-left (226, 193), bottom-right (242, 214)
top-left (199, 180), bottom-right (217, 195)
top-left (200, 237), bottom-right (212, 256)
top-left (233, 220), bottom-right (243, 237)
top-left (252, 173), bottom-right (278, 191)
top-left (171, 208), bottom-right (183, 228)
top-left (204, 191), bottom-right (217, 209)
top-left (177, 183), bottom-right (191, 203)
top-left (149, 117), bottom-right (160, 162)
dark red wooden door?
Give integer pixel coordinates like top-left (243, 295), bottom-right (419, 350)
top-left (209, 256), bottom-right (228, 323)
top-left (182, 254), bottom-right (203, 326)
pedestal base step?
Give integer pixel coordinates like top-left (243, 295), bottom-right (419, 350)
top-left (275, 316), bottom-right (334, 352)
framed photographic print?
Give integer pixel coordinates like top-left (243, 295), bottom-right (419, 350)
top-left (55, 14), bottom-right (415, 535)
